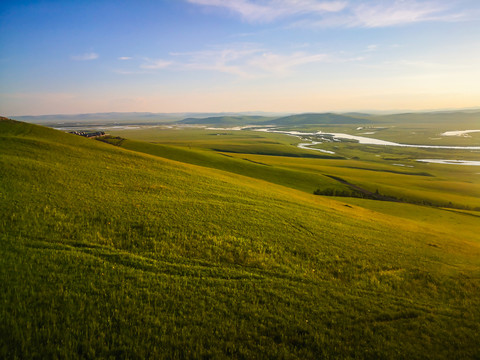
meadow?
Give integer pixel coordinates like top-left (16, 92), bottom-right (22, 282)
top-left (1, 117), bottom-right (480, 359)
top-left (107, 122), bottom-right (480, 211)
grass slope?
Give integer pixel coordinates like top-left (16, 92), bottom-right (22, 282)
top-left (104, 128), bottom-right (339, 158)
top-left (1, 119), bottom-right (480, 359)
top-left (103, 129), bottom-right (480, 211)
top-left (100, 137), bottom-right (346, 194)
top-left (238, 153), bottom-right (480, 210)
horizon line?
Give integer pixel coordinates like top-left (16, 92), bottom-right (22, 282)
top-left (5, 106), bottom-right (480, 118)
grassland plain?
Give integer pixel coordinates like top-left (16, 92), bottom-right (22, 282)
top-left (1, 119), bottom-right (480, 359)
top-left (106, 126), bottom-right (480, 210)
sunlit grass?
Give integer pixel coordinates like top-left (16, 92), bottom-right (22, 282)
top-left (1, 119), bottom-right (480, 359)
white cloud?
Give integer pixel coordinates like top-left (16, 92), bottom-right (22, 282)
top-left (307, 1), bottom-right (468, 28)
top-left (187, 0), bottom-right (346, 22)
top-left (248, 51), bottom-right (328, 73)
top-left (351, 1), bottom-right (456, 28)
top-left (118, 56), bottom-right (132, 60)
top-left (172, 44), bottom-right (329, 77)
top-left (140, 59), bottom-right (172, 69)
top-left (171, 45), bottom-right (262, 77)
top-left (71, 52), bottom-right (99, 61)
top-left (189, 0), bottom-right (469, 28)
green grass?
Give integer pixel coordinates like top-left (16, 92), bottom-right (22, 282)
top-left (103, 127), bottom-right (480, 210)
top-left (1, 119), bottom-right (480, 359)
top-left (109, 127), bottom-right (340, 157)
top-left (98, 137), bottom-right (347, 194)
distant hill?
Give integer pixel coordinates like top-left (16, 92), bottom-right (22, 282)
top-left (178, 115), bottom-right (271, 125)
top-left (14, 112), bottom-right (189, 125)
top-left (342, 112), bottom-right (372, 117)
top-left (12, 112), bottom-right (285, 125)
top-left (11, 109), bottom-right (479, 127)
top-left (265, 113), bottom-right (372, 125)
top-left (178, 112), bottom-right (374, 127)
top-left (372, 111), bottom-right (480, 125)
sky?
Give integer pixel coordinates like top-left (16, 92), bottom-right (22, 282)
top-left (1, 0), bottom-right (480, 116)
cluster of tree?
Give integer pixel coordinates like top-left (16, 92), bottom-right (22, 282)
top-left (313, 187), bottom-right (394, 200)
top-left (95, 135), bottom-right (125, 146)
top-left (313, 187), bottom-right (479, 211)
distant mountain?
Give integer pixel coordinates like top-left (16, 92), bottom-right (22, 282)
top-left (342, 112), bottom-right (372, 117)
top-left (13, 112), bottom-right (180, 124)
top-left (265, 113), bottom-right (372, 125)
top-left (12, 109), bottom-right (478, 127)
top-left (178, 116), bottom-right (271, 125)
top-left (12, 112), bottom-right (286, 125)
top-left (371, 111), bottom-right (480, 125)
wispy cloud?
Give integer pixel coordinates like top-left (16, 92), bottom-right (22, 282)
top-left (248, 51), bottom-right (328, 73)
top-left (71, 52), bottom-right (99, 61)
top-left (112, 69), bottom-right (148, 75)
top-left (172, 44), bottom-right (330, 77)
top-left (172, 45), bottom-right (261, 76)
top-left (187, 0), bottom-right (346, 22)
top-left (111, 41), bottom-right (367, 78)
top-left (347, 1), bottom-right (460, 28)
top-left (140, 58), bottom-right (172, 69)
top-left (188, 0), bottom-right (468, 28)
top-left (118, 56), bottom-right (132, 60)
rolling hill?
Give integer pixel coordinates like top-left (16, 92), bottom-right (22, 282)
top-left (1, 118), bottom-right (479, 359)
top-left (12, 112), bottom-right (282, 126)
top-left (178, 115), bottom-right (271, 126)
top-left (11, 110), bottom-right (479, 129)
top-left (176, 113), bottom-right (372, 126)
top-left (368, 111), bottom-right (480, 126)
top-left (264, 113), bottom-right (372, 125)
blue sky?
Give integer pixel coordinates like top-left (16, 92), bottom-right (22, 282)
top-left (1, 0), bottom-right (479, 115)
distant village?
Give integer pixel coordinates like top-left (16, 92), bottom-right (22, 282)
top-left (68, 130), bottom-right (105, 138)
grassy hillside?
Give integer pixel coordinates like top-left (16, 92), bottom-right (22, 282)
top-left (106, 126), bottom-right (480, 210)
top-left (1, 119), bottom-right (480, 359)
top-left (103, 127), bottom-right (339, 157)
top-left (99, 137), bottom-right (345, 194)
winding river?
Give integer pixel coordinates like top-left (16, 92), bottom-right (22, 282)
top-left (254, 128), bottom-right (480, 166)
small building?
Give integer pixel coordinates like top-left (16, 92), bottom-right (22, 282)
top-left (69, 130), bottom-right (105, 138)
